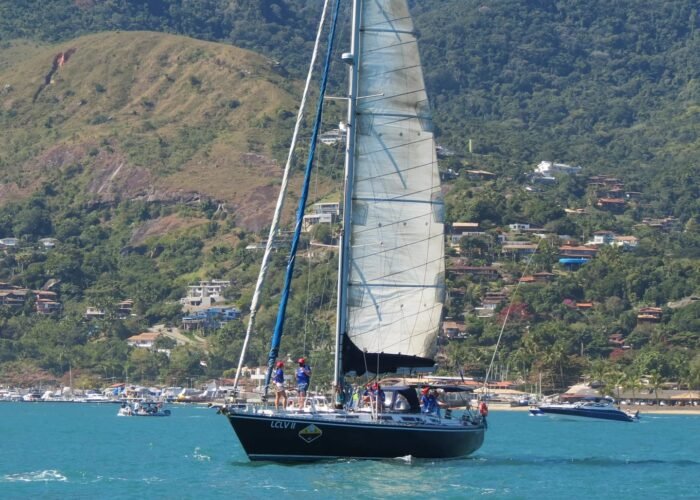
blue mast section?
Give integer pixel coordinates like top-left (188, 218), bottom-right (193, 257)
top-left (263, 0), bottom-right (342, 397)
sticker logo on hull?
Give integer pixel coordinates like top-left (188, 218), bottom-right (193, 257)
top-left (298, 424), bottom-right (322, 443)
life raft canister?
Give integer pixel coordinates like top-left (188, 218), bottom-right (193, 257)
top-left (479, 401), bottom-right (489, 416)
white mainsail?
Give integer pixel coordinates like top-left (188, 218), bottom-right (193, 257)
top-left (345, 0), bottom-right (445, 361)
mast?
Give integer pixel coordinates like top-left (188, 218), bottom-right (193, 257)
top-left (334, 0), bottom-right (361, 388)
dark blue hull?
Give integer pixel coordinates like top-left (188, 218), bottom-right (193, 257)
top-left (224, 411), bottom-right (485, 461)
top-left (530, 406), bottom-right (638, 422)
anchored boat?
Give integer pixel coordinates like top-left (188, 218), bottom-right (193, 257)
top-left (530, 397), bottom-right (639, 422)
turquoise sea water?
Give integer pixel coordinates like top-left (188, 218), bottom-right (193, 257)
top-left (1, 403), bottom-right (698, 499)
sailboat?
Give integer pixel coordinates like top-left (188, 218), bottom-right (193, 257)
top-left (221, 0), bottom-right (486, 461)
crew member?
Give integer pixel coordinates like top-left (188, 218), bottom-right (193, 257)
top-left (420, 387), bottom-right (439, 416)
top-left (296, 357), bottom-right (311, 409)
top-left (273, 361), bottom-right (287, 411)
top-left (479, 400), bottom-right (489, 428)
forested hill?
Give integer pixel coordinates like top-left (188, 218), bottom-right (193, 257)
top-left (0, 1), bottom-right (699, 390)
top-left (1, 0), bottom-right (698, 215)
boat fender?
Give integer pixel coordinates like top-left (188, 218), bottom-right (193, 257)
top-left (479, 401), bottom-right (489, 416)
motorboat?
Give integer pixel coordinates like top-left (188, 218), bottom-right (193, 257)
top-left (22, 390), bottom-right (43, 402)
top-left (529, 396), bottom-right (639, 422)
top-left (118, 401), bottom-right (171, 417)
top-left (75, 390), bottom-right (115, 403)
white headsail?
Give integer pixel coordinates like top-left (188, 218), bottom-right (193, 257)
top-left (345, 0), bottom-right (445, 364)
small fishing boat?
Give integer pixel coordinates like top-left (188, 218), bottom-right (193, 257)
top-left (529, 397), bottom-right (639, 422)
top-left (118, 401), bottom-right (171, 417)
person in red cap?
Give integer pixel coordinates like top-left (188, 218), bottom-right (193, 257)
top-left (273, 361), bottom-right (287, 410)
top-left (420, 386), bottom-right (439, 416)
top-left (296, 357), bottom-right (311, 409)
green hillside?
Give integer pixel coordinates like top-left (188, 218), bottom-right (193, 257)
top-left (0, 32), bottom-right (326, 229)
top-left (0, 1), bottom-right (698, 392)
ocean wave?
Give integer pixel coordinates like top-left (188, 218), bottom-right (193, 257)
top-left (3, 470), bottom-right (68, 483)
top-left (191, 447), bottom-right (211, 462)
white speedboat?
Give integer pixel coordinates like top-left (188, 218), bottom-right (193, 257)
top-left (118, 401), bottom-right (171, 417)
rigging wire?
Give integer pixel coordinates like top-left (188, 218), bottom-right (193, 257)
top-left (481, 240), bottom-right (544, 396)
top-left (262, 0), bottom-right (342, 397)
top-left (231, 0), bottom-right (332, 393)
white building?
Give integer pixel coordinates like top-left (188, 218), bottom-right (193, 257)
top-left (302, 202), bottom-right (341, 232)
top-left (319, 129), bottom-right (344, 145)
top-left (0, 237), bottom-right (18, 247)
top-left (508, 223), bottom-right (531, 232)
top-left (126, 332), bottom-right (162, 349)
top-left (181, 279), bottom-right (231, 306)
top-left (535, 161), bottom-right (582, 176)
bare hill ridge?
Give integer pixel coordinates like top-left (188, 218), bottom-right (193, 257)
top-left (0, 31), bottom-right (302, 231)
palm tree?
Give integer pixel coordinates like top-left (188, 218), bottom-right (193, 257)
top-left (585, 358), bottom-right (610, 387)
top-left (648, 371), bottom-right (664, 405)
top-left (607, 370), bottom-right (627, 402)
top-left (623, 368), bottom-right (643, 403)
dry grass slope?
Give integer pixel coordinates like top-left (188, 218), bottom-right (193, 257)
top-left (0, 32), bottom-right (316, 230)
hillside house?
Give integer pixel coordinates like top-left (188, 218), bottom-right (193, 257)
top-left (637, 307), bottom-right (662, 323)
top-left (39, 238), bottom-right (58, 249)
top-left (640, 217), bottom-right (678, 231)
top-left (319, 129), bottom-right (344, 145)
top-left (508, 223), bottom-right (530, 232)
top-left (502, 243), bottom-right (538, 259)
top-left (84, 299), bottom-right (135, 320)
top-left (613, 235), bottom-right (639, 250)
top-left (181, 280), bottom-right (231, 308)
top-left (588, 175), bottom-right (623, 187)
top-left (126, 332), bottom-right (163, 349)
top-left (520, 272), bottom-right (555, 284)
top-left (34, 290), bottom-right (63, 315)
top-left (85, 307), bottom-right (105, 320)
top-left (448, 264), bottom-right (501, 280)
top-left (559, 245), bottom-right (598, 258)
top-left (302, 202), bottom-right (341, 232)
top-left (587, 231), bottom-right (615, 246)
top-left (303, 212), bottom-right (333, 232)
top-left (442, 320), bottom-right (467, 339)
top-left (0, 237), bottom-right (19, 248)
top-left (608, 333), bottom-right (630, 348)
top-left (535, 161), bottom-right (582, 176)
top-left (0, 287), bottom-right (28, 307)
top-left (474, 291), bottom-right (508, 317)
top-left (182, 306), bottom-right (241, 331)
top-left (449, 222), bottom-right (483, 245)
top-left (596, 198), bottom-right (626, 211)
top-left (36, 299), bottom-right (62, 315)
top-left (116, 300), bottom-right (134, 318)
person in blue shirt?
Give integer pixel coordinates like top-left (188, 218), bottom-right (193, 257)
top-left (420, 387), bottom-right (440, 417)
top-left (372, 383), bottom-right (386, 411)
top-left (273, 361), bottom-right (287, 410)
top-left (296, 358), bottom-right (311, 409)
